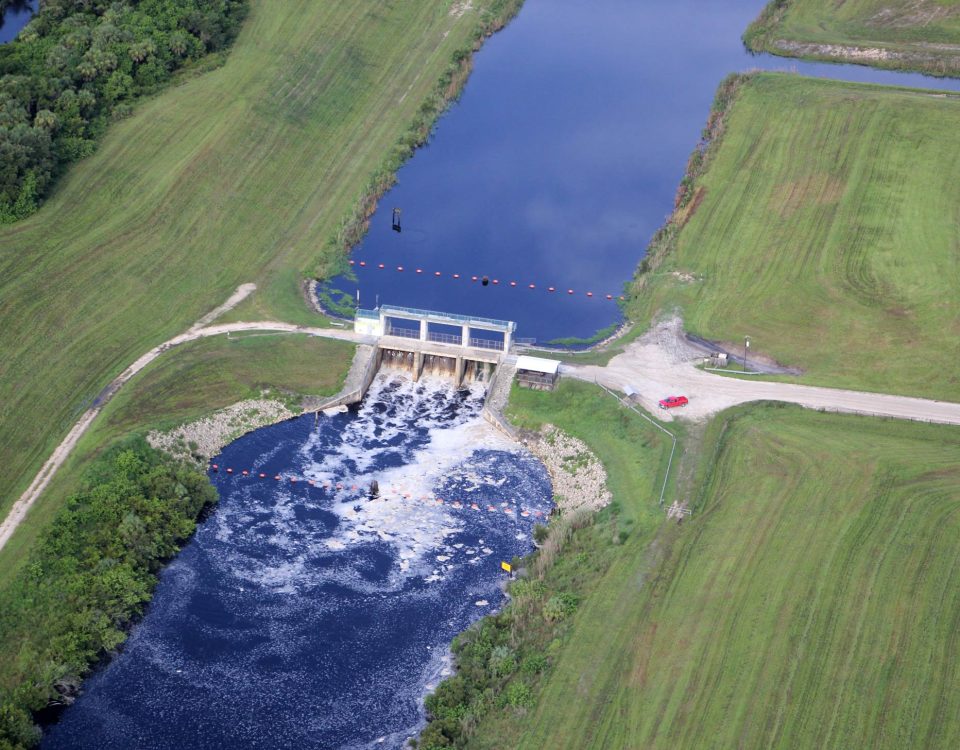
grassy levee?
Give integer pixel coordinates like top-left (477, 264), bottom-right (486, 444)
top-left (0, 333), bottom-right (353, 588)
top-left (0, 0), bottom-right (506, 523)
top-left (509, 404), bottom-right (960, 749)
top-left (629, 73), bottom-right (960, 400)
top-left (744, 0), bottom-right (960, 76)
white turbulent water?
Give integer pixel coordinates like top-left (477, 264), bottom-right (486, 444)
top-left (42, 371), bottom-right (552, 750)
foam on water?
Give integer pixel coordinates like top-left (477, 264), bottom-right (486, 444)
top-left (42, 371), bottom-right (551, 750)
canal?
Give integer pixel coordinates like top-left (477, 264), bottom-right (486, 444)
top-left (333, 0), bottom-right (960, 344)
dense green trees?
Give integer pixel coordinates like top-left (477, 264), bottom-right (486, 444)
top-left (0, 0), bottom-right (246, 222)
top-left (0, 439), bottom-right (217, 749)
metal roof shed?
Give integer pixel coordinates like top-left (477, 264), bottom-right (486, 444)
top-left (515, 356), bottom-right (560, 390)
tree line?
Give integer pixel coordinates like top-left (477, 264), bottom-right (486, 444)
top-left (0, 439), bottom-right (218, 749)
top-left (0, 0), bottom-right (247, 223)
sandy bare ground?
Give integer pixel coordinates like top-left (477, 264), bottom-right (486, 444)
top-left (0, 286), bottom-right (373, 552)
top-left (564, 317), bottom-right (960, 427)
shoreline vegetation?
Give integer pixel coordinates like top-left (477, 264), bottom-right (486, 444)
top-left (0, 333), bottom-right (353, 748)
top-left (413, 381), bottom-right (674, 749)
top-left (0, 0), bottom-right (248, 221)
top-left (744, 0), bottom-right (960, 78)
top-left (0, 440), bottom-right (217, 748)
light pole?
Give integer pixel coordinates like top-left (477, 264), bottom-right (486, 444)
top-left (743, 336), bottom-right (750, 372)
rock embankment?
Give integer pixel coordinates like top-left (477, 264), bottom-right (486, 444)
top-left (148, 399), bottom-right (295, 464)
top-left (525, 425), bottom-right (611, 515)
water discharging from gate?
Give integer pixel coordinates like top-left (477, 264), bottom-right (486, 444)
top-left (42, 372), bottom-right (552, 749)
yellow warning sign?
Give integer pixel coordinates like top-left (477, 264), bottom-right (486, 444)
top-left (501, 561), bottom-right (512, 573)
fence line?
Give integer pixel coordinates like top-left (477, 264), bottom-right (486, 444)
top-left (595, 381), bottom-right (678, 508)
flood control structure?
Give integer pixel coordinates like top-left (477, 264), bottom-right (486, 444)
top-left (355, 305), bottom-right (516, 383)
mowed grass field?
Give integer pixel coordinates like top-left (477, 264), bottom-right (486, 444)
top-left (0, 332), bottom-right (353, 587)
top-left (509, 405), bottom-right (960, 749)
top-left (745, 0), bottom-right (960, 75)
top-left (631, 74), bottom-right (960, 400)
top-left (0, 0), bottom-right (498, 522)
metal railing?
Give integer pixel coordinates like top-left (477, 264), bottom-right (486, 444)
top-left (385, 326), bottom-right (420, 340)
top-left (469, 337), bottom-right (505, 351)
top-left (596, 382), bottom-right (678, 508)
top-left (355, 308), bottom-right (379, 320)
top-left (380, 304), bottom-right (515, 331)
top-left (427, 331), bottom-right (464, 346)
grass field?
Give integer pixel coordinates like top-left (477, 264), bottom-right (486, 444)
top-left (745, 0), bottom-right (960, 76)
top-left (0, 333), bottom-right (353, 588)
top-left (504, 404), bottom-right (960, 749)
top-left (629, 73), bottom-right (960, 400)
top-left (0, 0), bottom-right (508, 524)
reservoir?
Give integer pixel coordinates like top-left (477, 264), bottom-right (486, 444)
top-left (42, 373), bottom-right (552, 748)
top-left (334, 0), bottom-right (960, 344)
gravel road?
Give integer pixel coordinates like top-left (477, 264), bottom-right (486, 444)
top-left (564, 317), bottom-right (960, 427)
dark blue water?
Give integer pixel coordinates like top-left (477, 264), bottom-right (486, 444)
top-left (0, 0), bottom-right (35, 44)
top-left (42, 374), bottom-right (552, 749)
top-left (333, 0), bottom-right (960, 343)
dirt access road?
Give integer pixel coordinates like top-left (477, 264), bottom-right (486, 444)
top-left (565, 317), bottom-right (960, 427)
top-left (0, 285), bottom-right (372, 553)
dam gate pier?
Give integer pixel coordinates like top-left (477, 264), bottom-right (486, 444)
top-left (355, 305), bottom-right (516, 385)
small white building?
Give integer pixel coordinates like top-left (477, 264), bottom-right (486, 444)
top-left (515, 355), bottom-right (561, 391)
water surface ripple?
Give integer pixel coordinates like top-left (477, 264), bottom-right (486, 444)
top-left (42, 374), bottom-right (552, 749)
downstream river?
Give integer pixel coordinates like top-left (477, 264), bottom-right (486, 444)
top-left (43, 373), bottom-right (551, 749)
top-left (334, 0), bottom-right (960, 343)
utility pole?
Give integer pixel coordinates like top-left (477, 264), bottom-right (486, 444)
top-left (743, 335), bottom-right (750, 372)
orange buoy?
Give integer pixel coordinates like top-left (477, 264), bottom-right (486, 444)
top-left (492, 279), bottom-right (500, 285)
top-left (587, 291), bottom-right (594, 297)
top-left (348, 260), bottom-right (355, 265)
top-left (434, 271), bottom-right (441, 277)
top-left (211, 464), bottom-right (219, 471)
top-left (453, 273), bottom-right (460, 279)
top-left (274, 475), bottom-right (281, 481)
top-left (226, 468), bottom-right (233, 474)
top-left (378, 263), bottom-right (385, 269)
top-left (471, 275), bottom-right (478, 281)
top-left (619, 295), bottom-right (626, 300)
top-left (416, 268), bottom-right (423, 274)
top-left (359, 261), bottom-right (366, 267)
top-left (471, 503), bottom-right (480, 510)
top-left (241, 470), bottom-right (249, 476)
top-left (509, 281), bottom-right (517, 287)
top-left (548, 287), bottom-right (555, 292)
top-left (487, 505), bottom-right (496, 512)
top-left (528, 284), bottom-right (535, 289)
top-left (290, 477), bottom-right (297, 483)
top-left (259, 473), bottom-right (266, 478)
top-left (397, 266), bottom-right (404, 271)
top-left (567, 289), bottom-right (574, 294)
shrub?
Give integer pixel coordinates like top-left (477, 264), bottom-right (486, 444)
top-left (543, 592), bottom-right (579, 623)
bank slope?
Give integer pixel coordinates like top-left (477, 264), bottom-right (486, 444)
top-left (745, 0), bottom-right (960, 76)
top-left (0, 0), bottom-right (516, 521)
top-left (630, 73), bottom-right (960, 400)
top-left (515, 405), bottom-right (960, 749)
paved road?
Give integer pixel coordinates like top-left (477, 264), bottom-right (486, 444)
top-left (562, 319), bottom-right (960, 427)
